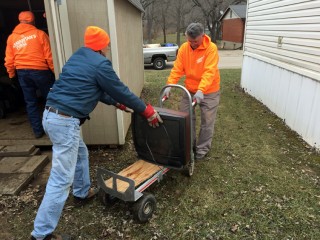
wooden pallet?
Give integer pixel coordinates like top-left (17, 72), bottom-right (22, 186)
top-left (105, 160), bottom-right (164, 193)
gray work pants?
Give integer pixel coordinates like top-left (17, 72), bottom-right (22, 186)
top-left (180, 91), bottom-right (220, 156)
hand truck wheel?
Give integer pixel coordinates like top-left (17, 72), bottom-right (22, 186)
top-left (133, 192), bottom-right (156, 223)
top-left (98, 188), bottom-right (117, 206)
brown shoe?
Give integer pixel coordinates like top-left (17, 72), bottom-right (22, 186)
top-left (73, 187), bottom-right (98, 207)
top-left (31, 233), bottom-right (73, 240)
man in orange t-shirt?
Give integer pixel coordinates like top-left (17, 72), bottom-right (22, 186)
top-left (163, 22), bottom-right (221, 160)
top-left (4, 11), bottom-right (55, 138)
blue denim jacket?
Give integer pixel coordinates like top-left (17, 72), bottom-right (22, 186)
top-left (46, 47), bottom-right (146, 118)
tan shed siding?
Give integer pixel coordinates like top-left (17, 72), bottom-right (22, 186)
top-left (244, 0), bottom-right (320, 80)
top-left (66, 0), bottom-right (118, 144)
top-left (114, 0), bottom-right (144, 134)
top-left (66, 0), bottom-right (110, 52)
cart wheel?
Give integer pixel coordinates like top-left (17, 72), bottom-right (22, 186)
top-left (133, 192), bottom-right (156, 223)
top-left (98, 188), bottom-right (117, 206)
top-left (183, 156), bottom-right (194, 177)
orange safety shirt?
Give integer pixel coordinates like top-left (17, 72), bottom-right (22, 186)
top-left (4, 23), bottom-right (54, 78)
top-left (167, 34), bottom-right (220, 94)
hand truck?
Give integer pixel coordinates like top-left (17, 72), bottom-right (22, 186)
top-left (97, 84), bottom-right (195, 223)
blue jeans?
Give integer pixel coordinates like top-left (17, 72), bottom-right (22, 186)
top-left (17, 69), bottom-right (54, 136)
top-left (31, 109), bottom-right (91, 238)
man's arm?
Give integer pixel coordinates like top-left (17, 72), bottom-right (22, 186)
top-left (39, 30), bottom-right (54, 73)
top-left (167, 45), bottom-right (185, 84)
top-left (100, 92), bottom-right (117, 106)
top-left (4, 36), bottom-right (16, 78)
top-left (96, 60), bottom-right (146, 113)
top-left (197, 45), bottom-right (219, 93)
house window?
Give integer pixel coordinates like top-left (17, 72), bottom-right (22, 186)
top-left (230, 11), bottom-right (233, 18)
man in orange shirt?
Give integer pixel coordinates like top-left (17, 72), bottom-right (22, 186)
top-left (163, 22), bottom-right (220, 160)
top-left (5, 11), bottom-right (55, 138)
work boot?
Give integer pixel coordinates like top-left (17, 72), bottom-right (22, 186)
top-left (34, 130), bottom-right (45, 139)
top-left (73, 187), bottom-right (98, 207)
top-left (31, 233), bottom-right (73, 240)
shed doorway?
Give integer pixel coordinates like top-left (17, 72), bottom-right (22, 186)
top-left (0, 0), bottom-right (51, 145)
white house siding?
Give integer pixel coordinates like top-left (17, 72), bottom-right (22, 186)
top-left (241, 0), bottom-right (320, 149)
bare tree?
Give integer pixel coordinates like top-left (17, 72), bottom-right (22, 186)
top-left (171, 0), bottom-right (195, 46)
top-left (153, 0), bottom-right (171, 43)
top-left (141, 0), bottom-right (156, 43)
top-left (192, 0), bottom-right (233, 43)
top-left (141, 0), bottom-right (245, 44)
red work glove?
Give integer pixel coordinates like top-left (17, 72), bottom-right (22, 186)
top-left (116, 103), bottom-right (134, 113)
top-left (141, 104), bottom-right (163, 128)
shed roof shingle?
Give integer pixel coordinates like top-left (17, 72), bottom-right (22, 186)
top-left (219, 4), bottom-right (247, 21)
top-left (229, 5), bottom-right (247, 18)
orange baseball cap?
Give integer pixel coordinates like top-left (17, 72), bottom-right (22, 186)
top-left (19, 11), bottom-right (35, 23)
top-left (84, 26), bottom-right (110, 51)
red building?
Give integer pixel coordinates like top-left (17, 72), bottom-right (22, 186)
top-left (219, 5), bottom-right (247, 49)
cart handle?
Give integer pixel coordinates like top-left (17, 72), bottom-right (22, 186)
top-left (161, 88), bottom-right (197, 107)
top-left (162, 95), bottom-right (197, 107)
top-left (161, 96), bottom-right (168, 102)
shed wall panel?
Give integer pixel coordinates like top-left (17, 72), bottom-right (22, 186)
top-left (66, 0), bottom-right (118, 144)
top-left (67, 0), bottom-right (110, 52)
top-left (67, 0), bottom-right (118, 144)
top-left (115, 0), bottom-right (144, 135)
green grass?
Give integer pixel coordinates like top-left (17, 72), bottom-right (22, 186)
top-left (137, 69), bottom-right (320, 239)
top-left (2, 69), bottom-right (320, 240)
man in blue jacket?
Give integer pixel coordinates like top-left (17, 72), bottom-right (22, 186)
top-left (31, 26), bottom-right (162, 240)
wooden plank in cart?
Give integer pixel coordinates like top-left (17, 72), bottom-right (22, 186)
top-left (105, 160), bottom-right (164, 193)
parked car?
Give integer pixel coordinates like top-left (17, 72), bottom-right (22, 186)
top-left (143, 43), bottom-right (178, 70)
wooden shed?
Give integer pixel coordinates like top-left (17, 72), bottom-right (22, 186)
top-left (44, 0), bottom-right (145, 145)
top-left (219, 4), bottom-right (247, 49)
top-left (0, 0), bottom-right (145, 146)
top-left (241, 0), bottom-right (320, 150)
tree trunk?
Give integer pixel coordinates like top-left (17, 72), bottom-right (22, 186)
top-left (176, 6), bottom-right (181, 46)
top-left (146, 4), bottom-right (155, 43)
top-left (163, 25), bottom-right (167, 43)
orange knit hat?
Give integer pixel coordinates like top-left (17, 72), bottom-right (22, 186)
top-left (19, 11), bottom-right (35, 23)
top-left (84, 26), bottom-right (110, 51)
